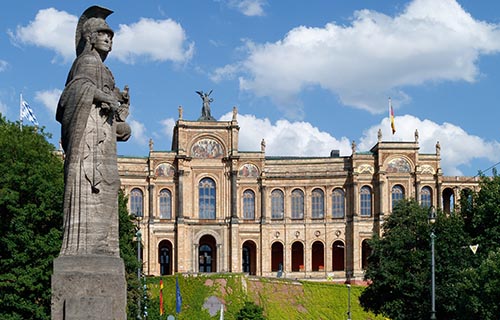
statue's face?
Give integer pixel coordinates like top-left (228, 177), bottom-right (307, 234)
top-left (93, 31), bottom-right (113, 53)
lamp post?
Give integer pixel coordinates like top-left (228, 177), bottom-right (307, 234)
top-left (429, 206), bottom-right (437, 320)
top-left (135, 213), bottom-right (142, 319)
top-left (346, 284), bottom-right (352, 320)
top-left (346, 270), bottom-right (352, 320)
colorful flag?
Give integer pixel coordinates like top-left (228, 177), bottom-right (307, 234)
top-left (389, 98), bottom-right (395, 135)
top-left (176, 276), bottom-right (182, 313)
top-left (159, 278), bottom-right (164, 316)
top-left (20, 94), bottom-right (39, 126)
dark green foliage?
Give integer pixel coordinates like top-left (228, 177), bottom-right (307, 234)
top-left (118, 190), bottom-right (142, 318)
top-left (360, 199), bottom-right (471, 320)
top-left (0, 117), bottom-right (142, 319)
top-left (456, 175), bottom-right (500, 319)
top-left (236, 301), bottom-right (265, 320)
top-left (0, 118), bottom-right (64, 319)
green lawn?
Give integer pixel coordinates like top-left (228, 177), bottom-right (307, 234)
top-left (143, 274), bottom-right (386, 320)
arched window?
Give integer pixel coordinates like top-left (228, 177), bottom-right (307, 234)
top-left (242, 189), bottom-right (255, 220)
top-left (130, 188), bottom-right (144, 217)
top-left (159, 189), bottom-right (172, 219)
top-left (271, 189), bottom-right (284, 220)
top-left (271, 242), bottom-right (284, 272)
top-left (311, 188), bottom-right (324, 219)
top-left (332, 188), bottom-right (345, 219)
top-left (199, 178), bottom-right (216, 219)
top-left (421, 186), bottom-right (432, 208)
top-left (391, 185), bottom-right (405, 210)
top-left (360, 186), bottom-right (372, 217)
top-left (291, 241), bottom-right (304, 272)
top-left (291, 189), bottom-right (304, 219)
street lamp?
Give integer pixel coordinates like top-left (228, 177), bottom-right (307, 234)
top-left (346, 284), bottom-right (352, 320)
top-left (428, 206), bottom-right (437, 320)
top-left (134, 213), bottom-right (142, 319)
top-left (346, 270), bottom-right (352, 320)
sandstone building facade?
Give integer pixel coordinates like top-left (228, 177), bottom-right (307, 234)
top-left (118, 108), bottom-right (478, 281)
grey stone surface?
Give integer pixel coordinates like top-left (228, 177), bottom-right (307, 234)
top-left (52, 256), bottom-right (127, 320)
top-left (52, 6), bottom-right (129, 319)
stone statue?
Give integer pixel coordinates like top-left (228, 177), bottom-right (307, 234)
top-left (232, 106), bottom-right (238, 120)
top-left (261, 138), bottom-right (266, 152)
top-left (415, 129), bottom-right (419, 142)
top-left (52, 6), bottom-right (128, 319)
top-left (377, 128), bottom-right (382, 142)
top-left (196, 90), bottom-right (216, 121)
top-left (351, 140), bottom-right (357, 154)
top-left (178, 105), bottom-right (183, 119)
top-left (56, 5), bottom-right (131, 257)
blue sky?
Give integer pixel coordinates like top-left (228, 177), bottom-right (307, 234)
top-left (2, 0), bottom-right (500, 177)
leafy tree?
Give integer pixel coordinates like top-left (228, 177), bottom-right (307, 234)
top-left (236, 301), bottom-right (266, 320)
top-left (0, 118), bottom-right (64, 319)
top-left (0, 117), bottom-right (142, 319)
top-left (359, 199), bottom-right (471, 320)
top-left (457, 174), bottom-right (500, 319)
top-left (118, 190), bottom-right (142, 318)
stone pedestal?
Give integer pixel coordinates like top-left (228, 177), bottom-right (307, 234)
top-left (51, 255), bottom-right (127, 320)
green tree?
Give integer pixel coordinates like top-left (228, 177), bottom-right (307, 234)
top-left (0, 117), bottom-right (142, 319)
top-left (118, 190), bottom-right (142, 318)
top-left (457, 174), bottom-right (500, 319)
top-left (236, 301), bottom-right (266, 320)
top-left (359, 199), bottom-right (471, 320)
top-left (0, 118), bottom-right (64, 319)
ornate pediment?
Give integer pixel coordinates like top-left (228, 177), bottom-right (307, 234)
top-left (155, 163), bottom-right (175, 177)
top-left (357, 164), bottom-right (374, 174)
top-left (387, 157), bottom-right (411, 173)
top-left (239, 163), bottom-right (259, 177)
top-left (191, 138), bottom-right (224, 159)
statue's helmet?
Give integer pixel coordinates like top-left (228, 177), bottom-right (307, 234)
top-left (75, 6), bottom-right (114, 56)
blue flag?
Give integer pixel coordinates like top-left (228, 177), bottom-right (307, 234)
top-left (20, 95), bottom-right (39, 126)
top-left (176, 276), bottom-right (182, 313)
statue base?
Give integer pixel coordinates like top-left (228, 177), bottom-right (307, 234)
top-left (51, 255), bottom-right (127, 320)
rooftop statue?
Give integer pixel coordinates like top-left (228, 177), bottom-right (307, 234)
top-left (197, 89), bottom-right (216, 121)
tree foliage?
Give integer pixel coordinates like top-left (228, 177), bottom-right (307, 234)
top-left (118, 190), bottom-right (142, 318)
top-left (236, 301), bottom-right (266, 320)
top-left (0, 118), bottom-right (64, 319)
top-left (361, 175), bottom-right (500, 320)
top-left (0, 117), bottom-right (141, 319)
top-left (359, 199), bottom-right (471, 320)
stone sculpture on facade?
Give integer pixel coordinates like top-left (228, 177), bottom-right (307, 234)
top-left (197, 90), bottom-right (216, 121)
top-left (52, 6), bottom-right (129, 319)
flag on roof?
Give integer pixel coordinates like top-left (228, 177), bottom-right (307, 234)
top-left (20, 94), bottom-right (39, 126)
top-left (389, 97), bottom-right (395, 135)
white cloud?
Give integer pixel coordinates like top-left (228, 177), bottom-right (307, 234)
top-left (228, 0), bottom-right (267, 17)
top-left (219, 112), bottom-right (352, 156)
top-left (9, 8), bottom-right (76, 62)
top-left (35, 89), bottom-right (62, 117)
top-left (0, 60), bottom-right (8, 72)
top-left (10, 8), bottom-right (194, 65)
top-left (160, 118), bottom-right (176, 142)
top-left (358, 114), bottom-right (500, 176)
top-left (220, 0), bottom-right (500, 115)
top-left (113, 18), bottom-right (194, 64)
top-left (129, 119), bottom-right (148, 146)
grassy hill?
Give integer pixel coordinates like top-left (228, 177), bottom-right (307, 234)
top-left (143, 274), bottom-right (386, 320)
